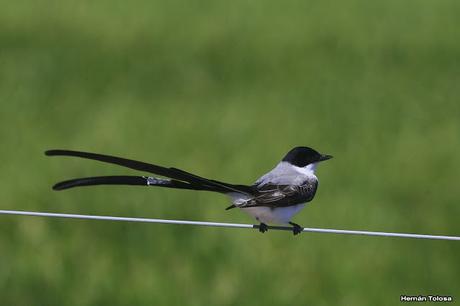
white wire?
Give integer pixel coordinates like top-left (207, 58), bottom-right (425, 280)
top-left (0, 209), bottom-right (459, 241)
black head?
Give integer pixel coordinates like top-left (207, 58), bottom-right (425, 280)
top-left (282, 146), bottom-right (333, 167)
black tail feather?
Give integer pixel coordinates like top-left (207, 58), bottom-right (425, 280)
top-left (46, 149), bottom-right (182, 179)
top-left (52, 175), bottom-right (217, 191)
top-left (46, 149), bottom-right (253, 195)
top-left (53, 176), bottom-right (148, 190)
top-left (169, 167), bottom-right (253, 194)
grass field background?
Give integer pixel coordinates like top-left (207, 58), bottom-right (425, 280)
top-left (1, 1), bottom-right (459, 305)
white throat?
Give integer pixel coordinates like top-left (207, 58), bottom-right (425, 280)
top-left (293, 163), bottom-right (318, 177)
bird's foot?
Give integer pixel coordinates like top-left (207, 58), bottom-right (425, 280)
top-left (258, 222), bottom-right (268, 233)
top-left (289, 222), bottom-right (303, 236)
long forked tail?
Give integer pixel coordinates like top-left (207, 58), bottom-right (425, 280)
top-left (45, 149), bottom-right (253, 195)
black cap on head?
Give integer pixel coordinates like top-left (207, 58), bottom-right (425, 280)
top-left (282, 146), bottom-right (333, 167)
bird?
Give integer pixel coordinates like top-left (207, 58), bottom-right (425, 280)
top-left (45, 146), bottom-right (332, 235)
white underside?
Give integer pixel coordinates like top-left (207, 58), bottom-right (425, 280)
top-left (240, 204), bottom-right (306, 224)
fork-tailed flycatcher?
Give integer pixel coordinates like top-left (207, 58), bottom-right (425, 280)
top-left (45, 146), bottom-right (332, 235)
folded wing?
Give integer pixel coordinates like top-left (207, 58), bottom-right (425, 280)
top-left (227, 180), bottom-right (318, 209)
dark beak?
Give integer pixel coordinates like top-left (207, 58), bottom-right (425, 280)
top-left (319, 154), bottom-right (333, 161)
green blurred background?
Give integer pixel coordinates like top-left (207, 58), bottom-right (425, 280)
top-left (1, 0), bottom-right (459, 305)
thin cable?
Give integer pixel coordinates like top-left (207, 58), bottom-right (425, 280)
top-left (0, 209), bottom-right (459, 241)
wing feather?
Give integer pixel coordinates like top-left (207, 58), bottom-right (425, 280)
top-left (237, 180), bottom-right (318, 208)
